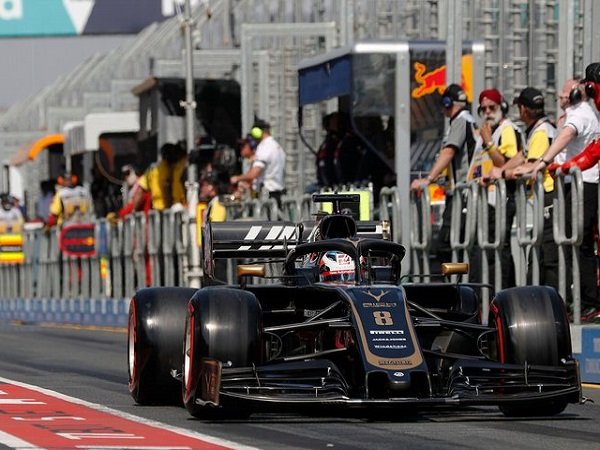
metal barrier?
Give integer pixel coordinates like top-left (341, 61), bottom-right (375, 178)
top-left (450, 182), bottom-right (478, 276)
top-left (0, 182), bottom-right (593, 326)
top-left (475, 180), bottom-right (506, 292)
top-left (514, 174), bottom-right (544, 286)
top-left (409, 185), bottom-right (432, 277)
top-left (379, 187), bottom-right (402, 244)
top-left (553, 167), bottom-right (584, 325)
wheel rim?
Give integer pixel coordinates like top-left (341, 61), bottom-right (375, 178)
top-left (183, 303), bottom-right (196, 401)
top-left (127, 298), bottom-right (137, 384)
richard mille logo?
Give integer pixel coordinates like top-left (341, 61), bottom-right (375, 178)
top-left (364, 290), bottom-right (388, 302)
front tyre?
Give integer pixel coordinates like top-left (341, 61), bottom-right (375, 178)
top-left (128, 287), bottom-right (196, 404)
top-left (182, 288), bottom-right (262, 418)
top-left (489, 286), bottom-right (572, 417)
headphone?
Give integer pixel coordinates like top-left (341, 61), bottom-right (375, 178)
top-left (57, 174), bottom-right (78, 186)
top-left (584, 81), bottom-right (596, 100)
top-left (441, 95), bottom-right (454, 108)
top-left (250, 127), bottom-right (263, 140)
top-left (441, 86), bottom-right (467, 109)
top-left (569, 84), bottom-right (583, 104)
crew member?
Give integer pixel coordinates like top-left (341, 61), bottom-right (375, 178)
top-left (230, 119), bottom-right (286, 207)
top-left (46, 172), bottom-right (93, 228)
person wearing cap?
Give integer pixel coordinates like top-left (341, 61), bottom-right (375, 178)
top-left (410, 83), bottom-right (477, 265)
top-left (235, 135), bottom-right (258, 198)
top-left (515, 77), bottom-right (600, 321)
top-left (513, 87), bottom-right (558, 289)
top-left (473, 88), bottom-right (524, 288)
top-left (46, 171), bottom-right (93, 228)
top-left (230, 119), bottom-right (286, 207)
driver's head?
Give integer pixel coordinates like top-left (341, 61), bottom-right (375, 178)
top-left (318, 251), bottom-right (355, 283)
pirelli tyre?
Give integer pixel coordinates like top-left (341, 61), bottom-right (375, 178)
top-left (489, 286), bottom-right (571, 417)
top-left (128, 287), bottom-right (197, 404)
top-left (182, 287), bottom-right (262, 418)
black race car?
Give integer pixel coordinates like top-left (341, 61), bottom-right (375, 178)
top-left (127, 194), bottom-right (581, 418)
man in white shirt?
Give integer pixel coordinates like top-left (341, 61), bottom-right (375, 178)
top-left (515, 79), bottom-right (600, 320)
top-left (231, 120), bottom-right (286, 207)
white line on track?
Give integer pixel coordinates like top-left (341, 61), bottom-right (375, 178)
top-left (0, 376), bottom-right (261, 450)
top-left (0, 429), bottom-right (43, 449)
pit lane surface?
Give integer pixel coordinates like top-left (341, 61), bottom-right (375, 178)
top-left (0, 322), bottom-right (599, 450)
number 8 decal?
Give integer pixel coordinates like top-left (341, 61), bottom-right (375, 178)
top-left (373, 311), bottom-right (393, 326)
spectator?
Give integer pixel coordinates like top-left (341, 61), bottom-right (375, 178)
top-left (144, 142), bottom-right (187, 211)
top-left (199, 175), bottom-right (226, 223)
top-left (46, 171), bottom-right (93, 228)
top-left (230, 119), bottom-right (286, 207)
top-left (550, 62), bottom-right (600, 171)
top-left (333, 125), bottom-right (364, 185)
top-left (515, 78), bottom-right (600, 321)
top-left (35, 180), bottom-right (55, 223)
top-left (107, 164), bottom-right (152, 221)
top-left (410, 83), bottom-right (477, 265)
top-left (512, 87), bottom-right (558, 289)
top-left (236, 135), bottom-right (258, 198)
top-left (317, 112), bottom-right (343, 188)
top-left (476, 88), bottom-right (524, 288)
top-left (0, 193), bottom-right (24, 234)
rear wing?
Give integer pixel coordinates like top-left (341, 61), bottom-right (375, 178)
top-left (202, 220), bottom-right (389, 278)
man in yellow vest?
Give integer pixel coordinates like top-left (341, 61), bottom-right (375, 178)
top-left (46, 172), bottom-right (92, 228)
top-left (141, 143), bottom-right (188, 210)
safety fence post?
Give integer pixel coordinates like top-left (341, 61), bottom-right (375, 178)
top-left (161, 209), bottom-right (176, 287)
top-left (476, 179), bottom-right (506, 294)
top-left (281, 195), bottom-right (298, 222)
top-left (258, 197), bottom-right (279, 221)
top-left (450, 182), bottom-right (477, 281)
top-left (109, 221), bottom-right (124, 299)
top-left (378, 187), bottom-right (402, 244)
top-left (299, 193), bottom-right (314, 221)
top-left (147, 210), bottom-right (161, 287)
top-left (514, 174), bottom-right (544, 286)
top-left (176, 210), bottom-right (190, 287)
top-left (123, 215), bottom-right (135, 297)
top-left (409, 184), bottom-right (432, 278)
top-left (553, 167), bottom-right (584, 324)
top-left (133, 212), bottom-right (146, 290)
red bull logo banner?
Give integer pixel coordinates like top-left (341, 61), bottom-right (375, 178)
top-left (411, 54), bottom-right (474, 102)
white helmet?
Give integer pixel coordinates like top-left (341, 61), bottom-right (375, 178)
top-left (318, 251), bottom-right (355, 283)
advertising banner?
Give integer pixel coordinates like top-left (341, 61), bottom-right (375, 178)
top-left (0, 0), bottom-right (200, 36)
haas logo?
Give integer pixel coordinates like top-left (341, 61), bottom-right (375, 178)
top-left (364, 290), bottom-right (388, 302)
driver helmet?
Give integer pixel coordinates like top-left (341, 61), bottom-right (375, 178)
top-left (319, 251), bottom-right (355, 283)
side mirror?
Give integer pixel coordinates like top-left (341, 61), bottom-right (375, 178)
top-left (237, 264), bottom-right (266, 286)
top-left (441, 262), bottom-right (469, 276)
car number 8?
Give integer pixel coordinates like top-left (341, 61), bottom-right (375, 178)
top-left (373, 311), bottom-right (393, 326)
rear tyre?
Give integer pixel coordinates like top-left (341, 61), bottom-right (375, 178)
top-left (128, 287), bottom-right (196, 404)
top-left (182, 288), bottom-right (262, 418)
top-left (489, 286), bottom-right (571, 417)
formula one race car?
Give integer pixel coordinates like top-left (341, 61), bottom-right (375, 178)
top-left (127, 194), bottom-right (581, 418)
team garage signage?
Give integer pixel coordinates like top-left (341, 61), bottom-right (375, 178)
top-left (0, 0), bottom-right (202, 36)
